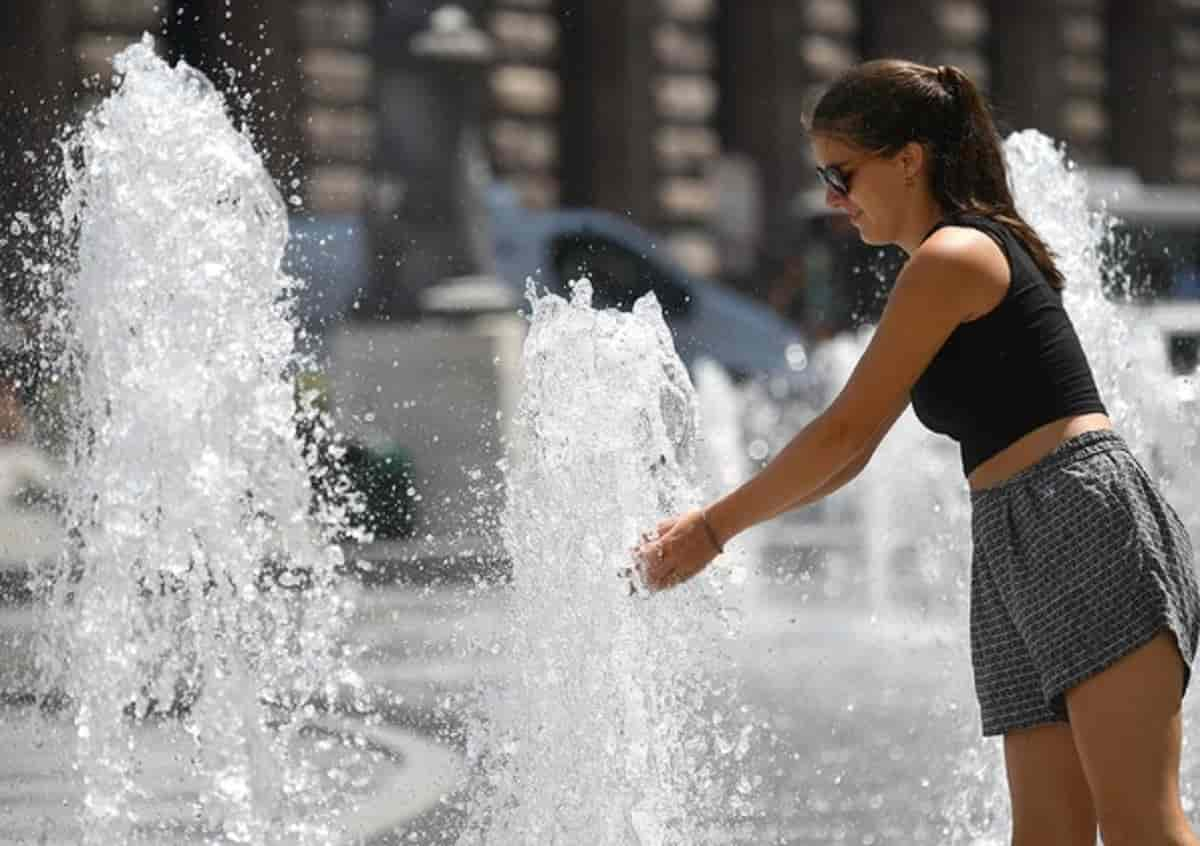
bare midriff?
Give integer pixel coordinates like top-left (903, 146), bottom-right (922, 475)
top-left (966, 413), bottom-right (1113, 492)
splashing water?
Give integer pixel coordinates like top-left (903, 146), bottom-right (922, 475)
top-left (30, 37), bottom-right (365, 845)
top-left (1005, 130), bottom-right (1200, 521)
top-left (455, 281), bottom-right (760, 845)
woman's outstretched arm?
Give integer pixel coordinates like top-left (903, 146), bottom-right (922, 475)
top-left (640, 226), bottom-right (1007, 590)
top-left (704, 384), bottom-right (915, 545)
top-left (757, 396), bottom-right (911, 522)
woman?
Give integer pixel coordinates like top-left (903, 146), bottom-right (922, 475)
top-left (638, 59), bottom-right (1200, 845)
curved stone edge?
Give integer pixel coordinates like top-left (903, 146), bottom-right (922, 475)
top-left (336, 723), bottom-right (467, 844)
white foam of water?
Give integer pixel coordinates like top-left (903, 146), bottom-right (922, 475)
top-left (33, 36), bottom-right (364, 845)
top-left (456, 281), bottom-right (760, 845)
top-left (1005, 130), bottom-right (1200, 524)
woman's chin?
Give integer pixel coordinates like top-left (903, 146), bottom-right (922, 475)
top-left (853, 221), bottom-right (880, 244)
top-left (846, 212), bottom-right (886, 245)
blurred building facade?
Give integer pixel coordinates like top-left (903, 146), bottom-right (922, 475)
top-left (1, 0), bottom-right (1198, 308)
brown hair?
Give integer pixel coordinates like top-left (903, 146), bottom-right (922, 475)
top-left (808, 59), bottom-right (1064, 289)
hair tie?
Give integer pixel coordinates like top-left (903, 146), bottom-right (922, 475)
top-left (936, 64), bottom-right (957, 93)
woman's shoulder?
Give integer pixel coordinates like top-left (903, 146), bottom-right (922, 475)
top-left (934, 212), bottom-right (1012, 248)
top-left (912, 220), bottom-right (1011, 319)
top-left (918, 217), bottom-right (1009, 269)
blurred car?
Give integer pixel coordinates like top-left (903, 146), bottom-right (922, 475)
top-left (487, 188), bottom-right (810, 386)
top-left (285, 200), bottom-right (815, 553)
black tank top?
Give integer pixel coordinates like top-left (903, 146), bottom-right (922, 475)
top-left (909, 214), bottom-right (1107, 475)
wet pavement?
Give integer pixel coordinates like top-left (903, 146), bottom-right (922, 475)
top-left (1, 568), bottom-right (1009, 845)
top-left (0, 580), bottom-right (472, 846)
top-left (0, 566), bottom-right (1118, 845)
top-left (363, 577), bottom-right (1013, 846)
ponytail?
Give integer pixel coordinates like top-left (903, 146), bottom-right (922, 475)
top-left (809, 59), bottom-right (1065, 289)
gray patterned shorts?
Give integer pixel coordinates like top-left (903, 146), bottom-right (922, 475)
top-left (969, 429), bottom-right (1200, 736)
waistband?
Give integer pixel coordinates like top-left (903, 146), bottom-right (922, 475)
top-left (969, 429), bottom-right (1127, 505)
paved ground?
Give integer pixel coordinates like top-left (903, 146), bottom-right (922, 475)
top-left (1, 573), bottom-right (996, 845)
top-left (9, 570), bottom-right (1200, 845)
top-left (343, 580), bottom-right (1200, 846)
top-left (0, 581), bottom-right (484, 846)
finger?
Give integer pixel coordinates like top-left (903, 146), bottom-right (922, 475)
top-left (650, 566), bottom-right (680, 592)
top-left (644, 546), bottom-right (672, 591)
top-left (635, 546), bottom-right (656, 584)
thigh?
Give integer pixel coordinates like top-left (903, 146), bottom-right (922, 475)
top-left (1004, 722), bottom-right (1096, 845)
top-left (1065, 631), bottom-right (1190, 842)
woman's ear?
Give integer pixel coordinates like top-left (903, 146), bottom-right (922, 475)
top-left (900, 141), bottom-right (928, 182)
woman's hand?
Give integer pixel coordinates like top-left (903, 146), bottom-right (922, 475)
top-left (634, 509), bottom-right (724, 592)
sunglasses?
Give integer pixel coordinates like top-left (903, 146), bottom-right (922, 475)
top-left (815, 148), bottom-right (887, 197)
top-left (815, 163), bottom-right (852, 197)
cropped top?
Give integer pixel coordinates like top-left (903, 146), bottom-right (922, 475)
top-left (909, 214), bottom-right (1107, 475)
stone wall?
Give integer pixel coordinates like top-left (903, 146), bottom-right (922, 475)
top-left (1109, 0), bottom-right (1200, 183)
top-left (70, 0), bottom-right (337, 207)
top-left (1169, 3), bottom-right (1200, 182)
top-left (989, 0), bottom-right (1108, 165)
top-left (718, 0), bottom-right (860, 280)
top-left (487, 0), bottom-right (560, 209)
top-left (863, 0), bottom-right (988, 85)
top-left (13, 0), bottom-right (1200, 291)
top-left (655, 0), bottom-right (722, 278)
top-left (296, 0), bottom-right (373, 214)
top-left (0, 0), bottom-right (78, 314)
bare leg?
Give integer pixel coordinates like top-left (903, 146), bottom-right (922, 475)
top-left (1066, 631), bottom-right (1199, 846)
top-left (1004, 722), bottom-right (1097, 845)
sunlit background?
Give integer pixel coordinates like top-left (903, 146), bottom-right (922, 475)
top-left (2, 2), bottom-right (1200, 845)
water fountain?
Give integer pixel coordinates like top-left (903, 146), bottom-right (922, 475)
top-left (7, 31), bottom-right (1200, 846)
top-left (4, 36), bottom-right (400, 845)
top-left (451, 282), bottom-right (761, 845)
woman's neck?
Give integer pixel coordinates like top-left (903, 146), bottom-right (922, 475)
top-left (897, 197), bottom-right (948, 255)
